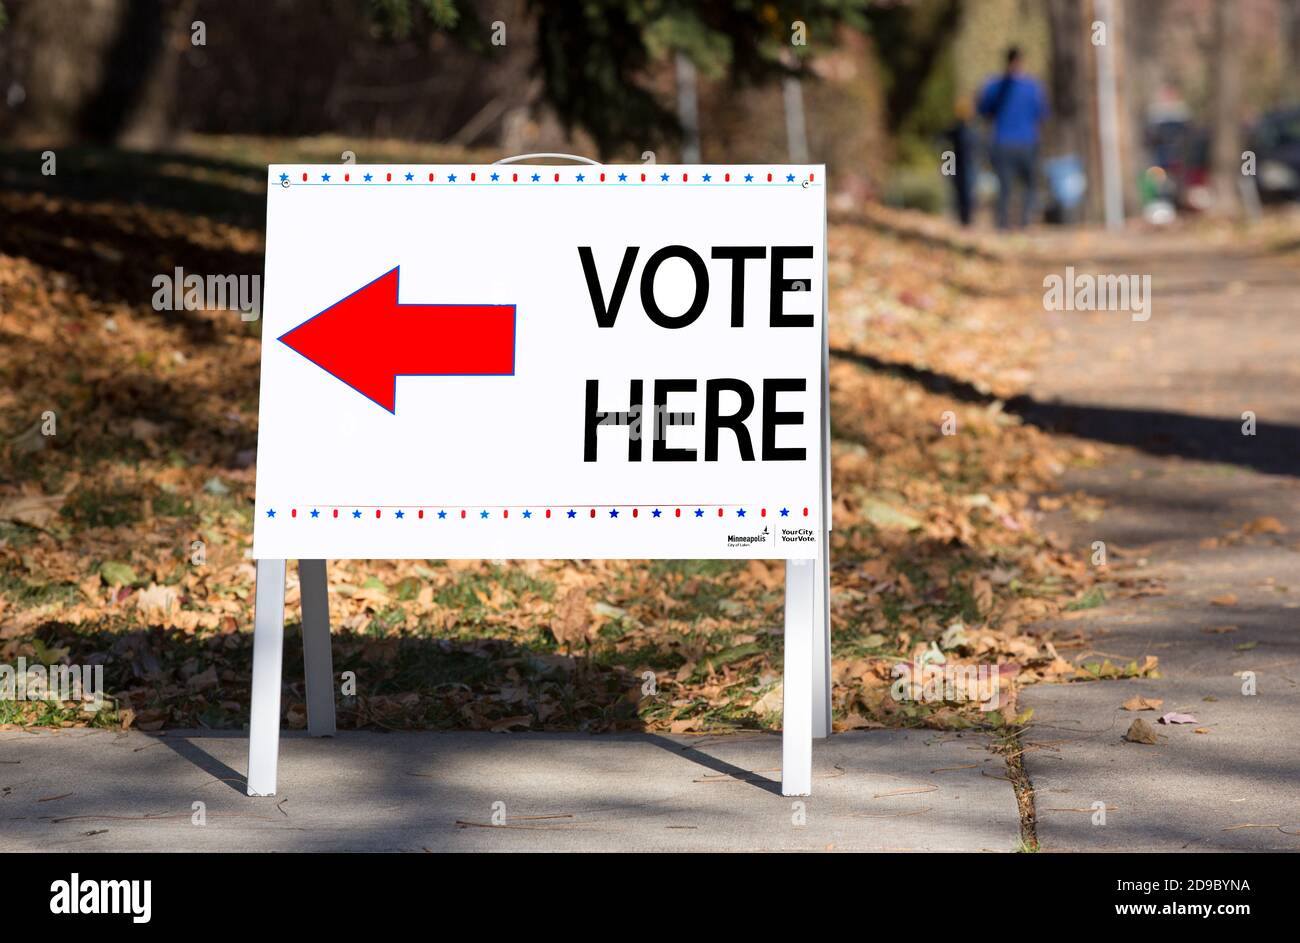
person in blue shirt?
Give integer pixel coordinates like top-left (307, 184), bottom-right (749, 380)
top-left (978, 46), bottom-right (1047, 229)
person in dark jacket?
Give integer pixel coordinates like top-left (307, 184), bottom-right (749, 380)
top-left (978, 46), bottom-right (1047, 229)
top-left (946, 96), bottom-right (978, 226)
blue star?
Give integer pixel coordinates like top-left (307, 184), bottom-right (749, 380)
top-left (652, 508), bottom-right (662, 517)
top-left (266, 509), bottom-right (276, 518)
top-left (744, 173), bottom-right (754, 182)
top-left (780, 507), bottom-right (790, 517)
top-left (702, 173), bottom-right (711, 182)
top-left (448, 173), bottom-right (457, 182)
top-left (479, 510), bottom-right (489, 519)
top-left (609, 509), bottom-right (619, 518)
top-left (405, 172), bottom-right (414, 181)
top-left (321, 173), bottom-right (331, 182)
top-left (490, 172), bottom-right (500, 181)
top-left (278, 172), bottom-right (288, 183)
top-left (618, 172), bottom-right (627, 182)
top-left (522, 509), bottom-right (532, 518)
top-left (310, 508), bottom-right (320, 518)
top-left (363, 173), bottom-right (373, 182)
top-left (660, 172), bottom-right (669, 182)
top-left (694, 508), bottom-right (704, 517)
top-left (395, 510), bottom-right (404, 519)
top-left (531, 173), bottom-right (541, 182)
top-left (737, 508), bottom-right (746, 517)
top-left (437, 510), bottom-right (447, 519)
top-left (575, 173), bottom-right (585, 182)
top-left (567, 509), bottom-right (577, 518)
top-left (786, 173), bottom-right (796, 182)
top-left (352, 509), bottom-right (361, 518)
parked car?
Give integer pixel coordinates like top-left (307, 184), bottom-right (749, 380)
top-left (1248, 107), bottom-right (1300, 202)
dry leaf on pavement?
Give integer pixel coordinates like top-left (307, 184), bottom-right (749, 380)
top-left (1124, 718), bottom-right (1159, 744)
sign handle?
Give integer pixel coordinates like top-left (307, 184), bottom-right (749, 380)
top-left (300, 559), bottom-right (336, 737)
top-left (247, 558), bottom-right (287, 796)
top-left (492, 152), bottom-right (600, 166)
top-left (782, 558), bottom-right (815, 796)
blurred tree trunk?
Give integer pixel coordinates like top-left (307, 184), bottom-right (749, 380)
top-left (1120, 0), bottom-right (1163, 217)
top-left (75, 0), bottom-right (173, 145)
top-left (1045, 0), bottom-right (1085, 160)
top-left (117, 0), bottom-right (195, 149)
top-left (1208, 0), bottom-right (1242, 216)
top-left (1049, 0), bottom-right (1105, 222)
top-left (864, 0), bottom-right (961, 133)
top-left (3, 0), bottom-right (126, 142)
top-left (1283, 0), bottom-right (1300, 103)
top-left (3, 0), bottom-right (177, 145)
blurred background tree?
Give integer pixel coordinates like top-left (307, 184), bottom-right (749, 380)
top-left (0, 0), bottom-right (869, 156)
top-left (0, 0), bottom-right (1295, 222)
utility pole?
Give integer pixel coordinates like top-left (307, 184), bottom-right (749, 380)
top-left (1094, 0), bottom-right (1124, 230)
top-left (783, 75), bottom-right (810, 163)
top-left (675, 53), bottom-right (701, 163)
top-left (780, 46), bottom-right (810, 164)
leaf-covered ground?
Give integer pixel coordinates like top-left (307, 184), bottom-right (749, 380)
top-left (1, 139), bottom-right (1120, 737)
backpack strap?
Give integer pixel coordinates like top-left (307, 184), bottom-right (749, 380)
top-left (988, 75), bottom-right (1015, 121)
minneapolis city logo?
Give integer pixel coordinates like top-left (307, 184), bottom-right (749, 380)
top-left (726, 524), bottom-right (770, 548)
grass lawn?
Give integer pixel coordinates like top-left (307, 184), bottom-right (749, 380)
top-left (0, 136), bottom-right (1111, 737)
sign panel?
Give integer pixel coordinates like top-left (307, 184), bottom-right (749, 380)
top-left (253, 164), bottom-right (826, 560)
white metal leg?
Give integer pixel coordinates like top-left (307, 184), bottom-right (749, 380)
top-left (814, 205), bottom-right (834, 740)
top-left (811, 542), bottom-right (832, 738)
top-left (247, 558), bottom-right (287, 796)
top-left (782, 558), bottom-right (815, 796)
top-left (299, 559), bottom-right (336, 737)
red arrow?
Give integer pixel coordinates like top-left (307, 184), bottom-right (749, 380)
top-left (278, 267), bottom-right (515, 413)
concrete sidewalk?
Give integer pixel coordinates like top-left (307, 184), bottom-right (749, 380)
top-left (1020, 235), bottom-right (1300, 852)
top-left (0, 728), bottom-right (1019, 851)
top-left (1022, 454), bottom-right (1300, 851)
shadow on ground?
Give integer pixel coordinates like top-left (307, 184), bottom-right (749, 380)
top-left (831, 348), bottom-right (1300, 478)
top-left (0, 727), bottom-right (1018, 851)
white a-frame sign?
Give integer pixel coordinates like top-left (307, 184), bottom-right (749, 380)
top-left (249, 161), bottom-right (832, 797)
